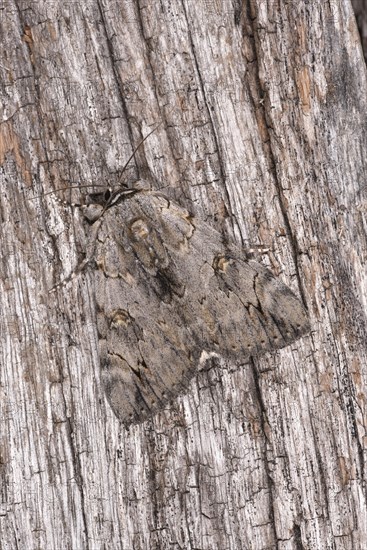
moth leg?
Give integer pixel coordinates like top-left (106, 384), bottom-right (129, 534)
top-left (49, 218), bottom-right (102, 292)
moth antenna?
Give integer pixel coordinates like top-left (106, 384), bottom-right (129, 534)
top-left (117, 120), bottom-right (164, 181)
top-left (29, 184), bottom-right (108, 201)
top-left (30, 119), bottom-right (165, 201)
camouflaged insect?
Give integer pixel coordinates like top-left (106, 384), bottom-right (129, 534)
top-left (82, 184), bottom-right (310, 426)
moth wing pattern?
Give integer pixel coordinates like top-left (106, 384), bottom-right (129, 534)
top-left (93, 190), bottom-right (310, 426)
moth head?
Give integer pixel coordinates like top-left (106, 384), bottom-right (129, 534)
top-left (82, 186), bottom-right (140, 223)
top-left (80, 122), bottom-right (160, 223)
top-left (82, 188), bottom-right (112, 222)
top-left (35, 123), bottom-right (160, 222)
top-left (83, 202), bottom-right (105, 223)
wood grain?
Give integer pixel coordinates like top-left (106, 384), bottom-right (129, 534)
top-left (0, 1), bottom-right (366, 548)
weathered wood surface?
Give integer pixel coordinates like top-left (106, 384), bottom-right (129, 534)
top-left (352, 0), bottom-right (367, 59)
top-left (0, 1), bottom-right (366, 549)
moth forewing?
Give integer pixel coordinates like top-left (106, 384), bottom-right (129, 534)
top-left (87, 188), bottom-right (310, 426)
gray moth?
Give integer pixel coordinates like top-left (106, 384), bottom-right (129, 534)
top-left (81, 185), bottom-right (310, 426)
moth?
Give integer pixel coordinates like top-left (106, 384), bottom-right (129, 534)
top-left (80, 184), bottom-right (310, 426)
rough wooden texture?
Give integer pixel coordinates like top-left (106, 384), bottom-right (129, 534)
top-left (0, 1), bottom-right (366, 549)
top-left (352, 0), bottom-right (367, 59)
